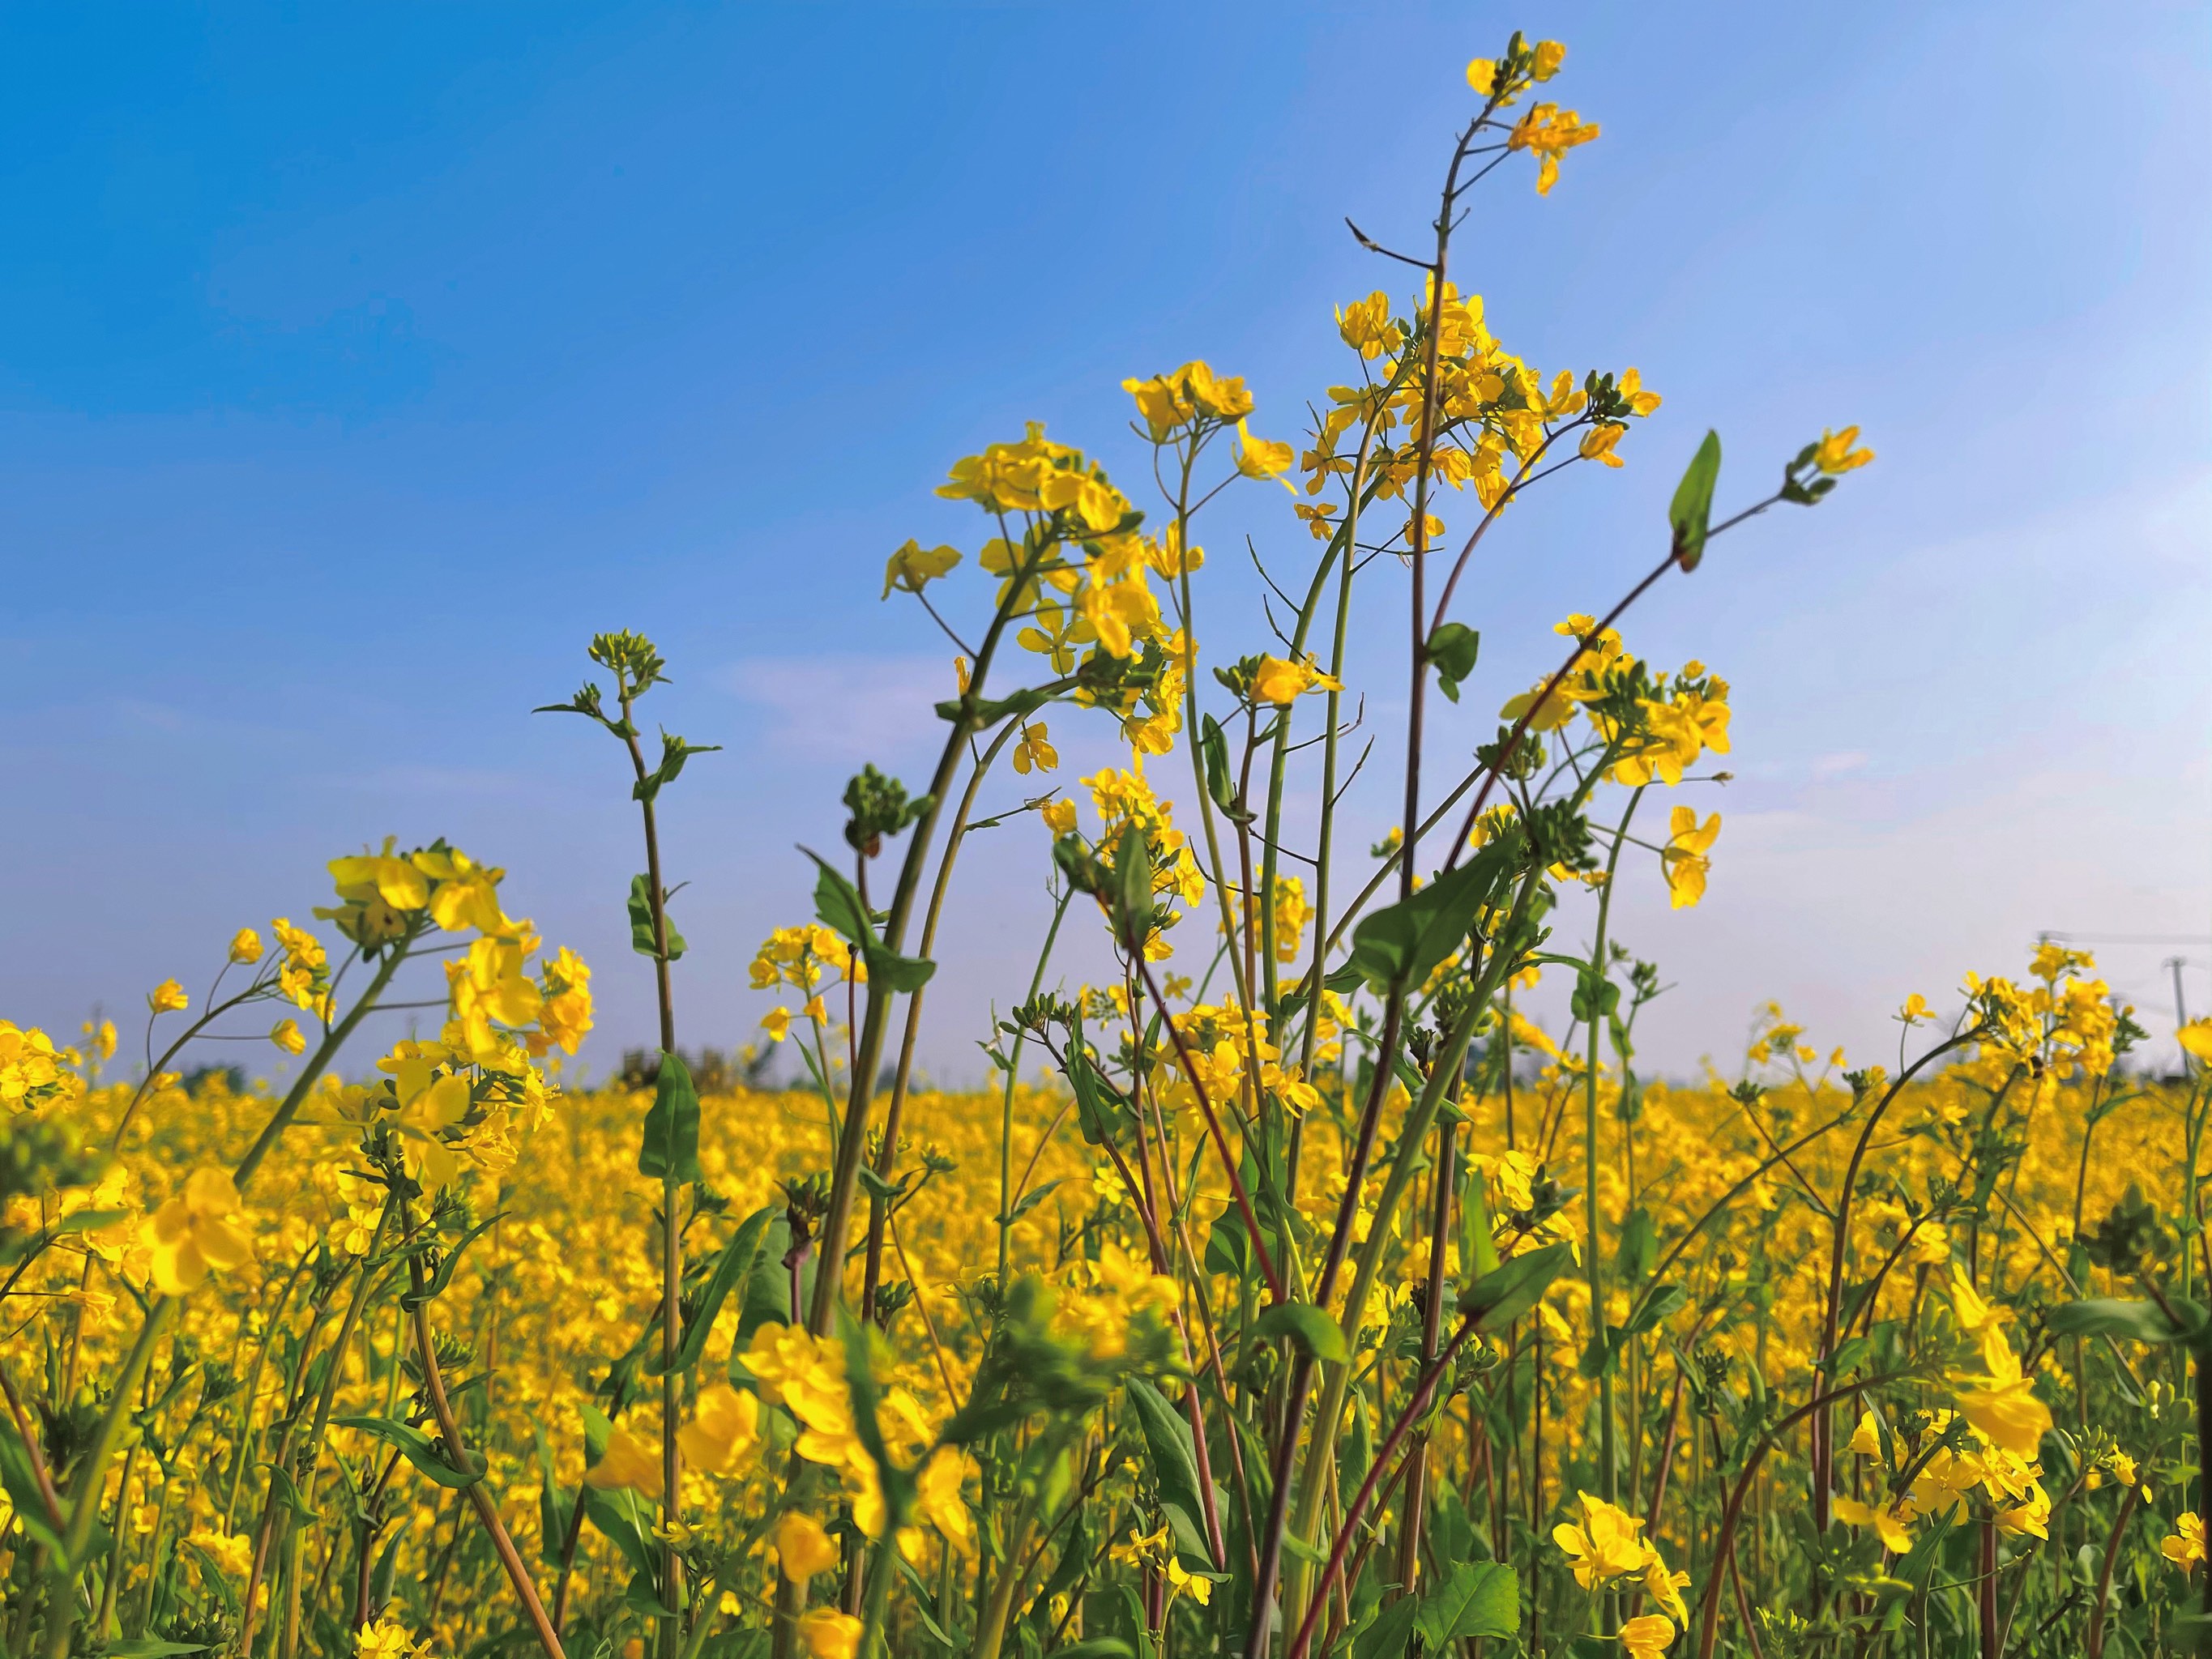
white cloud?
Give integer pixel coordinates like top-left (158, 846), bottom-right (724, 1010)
top-left (717, 654), bottom-right (957, 763)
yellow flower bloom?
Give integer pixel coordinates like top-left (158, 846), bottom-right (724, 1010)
top-left (189, 1528), bottom-right (253, 1580)
top-left (796, 1609), bottom-right (861, 1659)
top-left (774, 1511), bottom-right (839, 1582)
top-left (583, 1422), bottom-right (664, 1503)
top-left (1580, 424), bottom-right (1625, 467)
top-left (147, 1168), bottom-right (254, 1295)
top-left (677, 1384), bottom-right (760, 1474)
top-left (1834, 1495), bottom-right (1913, 1554)
top-left (882, 539), bottom-right (960, 599)
top-left (1955, 1327), bottom-right (2052, 1459)
top-left (1011, 723), bottom-right (1059, 775)
top-left (1165, 1554), bottom-right (1212, 1606)
top-left (2163, 1512), bottom-right (2205, 1576)
top-left (228, 928), bottom-right (264, 964)
top-left (1553, 1491), bottom-right (1646, 1588)
top-left (1507, 102), bottom-right (1600, 195)
top-left (1233, 420), bottom-right (1294, 484)
top-left (1621, 1613), bottom-right (1674, 1657)
top-left (1662, 808), bottom-right (1720, 909)
top-left (1336, 291), bottom-right (1394, 358)
top-left (0, 1023), bottom-right (69, 1108)
top-left (917, 1446), bottom-right (974, 1556)
top-left (354, 1618), bottom-right (425, 1659)
top-left (148, 979), bottom-right (189, 1015)
top-left (1040, 797), bottom-right (1078, 838)
top-left (1252, 655), bottom-right (1342, 706)
top-left (1812, 425), bottom-right (1874, 474)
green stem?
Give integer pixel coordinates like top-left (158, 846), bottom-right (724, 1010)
top-left (46, 1301), bottom-right (174, 1659)
top-left (1583, 789), bottom-right (1642, 1545)
top-left (998, 889), bottom-right (1073, 1294)
top-left (233, 942), bottom-right (415, 1192)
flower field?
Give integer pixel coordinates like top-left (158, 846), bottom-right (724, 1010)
top-left (6, 28), bottom-right (2208, 1659)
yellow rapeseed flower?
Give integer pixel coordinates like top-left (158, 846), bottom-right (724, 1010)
top-left (147, 1168), bottom-right (254, 1295)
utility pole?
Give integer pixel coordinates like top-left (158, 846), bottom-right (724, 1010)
top-left (2168, 955), bottom-right (2190, 1031)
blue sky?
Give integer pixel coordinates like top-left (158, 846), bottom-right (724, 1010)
top-left (5, 2), bottom-right (2207, 1083)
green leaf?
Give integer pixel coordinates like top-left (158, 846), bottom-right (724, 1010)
top-left (934, 686), bottom-right (1054, 730)
top-left (732, 1214), bottom-right (798, 1357)
top-left (867, 946), bottom-right (937, 994)
top-left (1034, 1505), bottom-right (1094, 1627)
top-left (650, 1205), bottom-right (775, 1375)
top-left (1668, 429), bottom-right (1722, 571)
top-left (1429, 1486), bottom-right (1480, 1570)
top-left (638, 1050), bottom-right (702, 1185)
top-left (369, 1520), bottom-right (411, 1611)
top-left (623, 1568), bottom-right (680, 1620)
top-left (1004, 1179), bottom-right (1067, 1227)
top-left (1198, 716), bottom-right (1250, 824)
top-left (1616, 1207), bottom-right (1657, 1283)
top-left (1458, 1243), bottom-right (1573, 1332)
top-left (1067, 1038), bottom-right (1133, 1149)
top-left (2047, 1296), bottom-right (2205, 1347)
top-left (1124, 1378), bottom-right (1216, 1569)
top-left (627, 874), bottom-right (685, 961)
top-left (804, 850), bottom-right (934, 992)
top-left (533, 1427), bottom-right (570, 1567)
top-left (1461, 1167), bottom-right (1501, 1281)
top-left (1428, 622), bottom-right (1480, 702)
top-left (1277, 1530), bottom-right (1326, 1566)
top-left (633, 732), bottom-right (721, 805)
top-left (894, 1550), bottom-right (960, 1650)
top-left (1346, 842), bottom-right (1510, 996)
top-left (1253, 1300), bottom-right (1349, 1364)
top-left (264, 1458), bottom-right (315, 1521)
top-left (1825, 1333), bottom-right (1874, 1379)
top-left (1353, 1595), bottom-right (1420, 1659)
top-left (579, 1403), bottom-right (614, 1465)
top-left (103, 1642), bottom-right (212, 1657)
top-left (0, 1418), bottom-right (62, 1556)
top-left (1415, 1561), bottom-right (1519, 1645)
top-left (1048, 1644), bottom-right (1136, 1659)
top-left (1569, 967), bottom-right (1619, 1025)
top-left (809, 852), bottom-right (873, 944)
top-left (1203, 1206), bottom-right (1255, 1278)
top-left (399, 1210), bottom-right (505, 1313)
top-left (1891, 1507), bottom-right (1954, 1586)
top-left (582, 1488), bottom-right (655, 1576)
top-left (333, 1415), bottom-right (485, 1489)
top-left (1621, 1281), bottom-right (1688, 1339)
top-left (1112, 822), bottom-right (1155, 951)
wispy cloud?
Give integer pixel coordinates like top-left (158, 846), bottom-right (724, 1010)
top-left (717, 654), bottom-right (957, 762)
top-left (318, 765), bottom-right (536, 798)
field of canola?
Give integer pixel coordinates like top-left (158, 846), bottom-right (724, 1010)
top-left (4, 26), bottom-right (2209, 1659)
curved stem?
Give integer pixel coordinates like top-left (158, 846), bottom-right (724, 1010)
top-left (405, 1227), bottom-right (566, 1659)
top-left (862, 710), bottom-right (1034, 1321)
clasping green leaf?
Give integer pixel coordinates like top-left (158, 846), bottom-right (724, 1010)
top-left (1668, 429), bottom-right (1722, 571)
